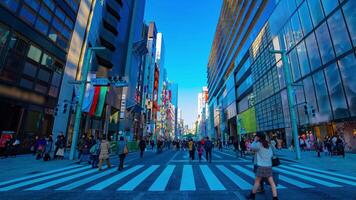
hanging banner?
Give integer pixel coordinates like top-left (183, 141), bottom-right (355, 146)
top-left (82, 74), bottom-right (96, 112)
top-left (89, 86), bottom-right (100, 116)
top-left (95, 86), bottom-right (108, 117)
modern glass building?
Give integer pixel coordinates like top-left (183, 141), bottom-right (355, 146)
top-left (208, 0), bottom-right (356, 152)
top-left (0, 0), bottom-right (80, 151)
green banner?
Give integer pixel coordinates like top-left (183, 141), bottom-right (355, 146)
top-left (237, 107), bottom-right (257, 134)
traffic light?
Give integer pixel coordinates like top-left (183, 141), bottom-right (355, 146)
top-left (304, 104), bottom-right (308, 115)
top-left (311, 106), bottom-right (315, 117)
top-left (63, 103), bottom-right (68, 114)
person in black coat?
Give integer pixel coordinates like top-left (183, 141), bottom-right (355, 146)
top-left (139, 138), bottom-right (146, 158)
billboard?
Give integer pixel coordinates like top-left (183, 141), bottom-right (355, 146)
top-left (237, 107), bottom-right (257, 134)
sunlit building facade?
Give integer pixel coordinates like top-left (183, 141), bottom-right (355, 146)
top-left (208, 0), bottom-right (356, 152)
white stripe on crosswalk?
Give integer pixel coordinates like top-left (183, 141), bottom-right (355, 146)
top-left (180, 165), bottom-right (196, 191)
top-left (213, 154), bottom-right (222, 159)
top-left (118, 165), bottom-right (159, 191)
top-left (214, 151), bottom-right (235, 157)
top-left (0, 165), bottom-right (81, 187)
top-left (0, 165), bottom-right (91, 191)
top-left (202, 156), bottom-right (207, 161)
top-left (200, 165), bottom-right (225, 191)
top-left (291, 164), bottom-right (356, 181)
top-left (56, 168), bottom-right (118, 190)
top-left (231, 165), bottom-right (286, 189)
top-left (87, 165), bottom-right (144, 191)
top-left (25, 166), bottom-right (108, 190)
top-left (279, 165), bottom-right (356, 187)
top-left (216, 165), bottom-right (251, 190)
top-left (148, 165), bottom-right (175, 191)
top-left (245, 165), bottom-right (314, 188)
top-left (273, 167), bottom-right (342, 187)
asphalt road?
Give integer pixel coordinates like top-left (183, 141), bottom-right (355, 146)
top-left (0, 148), bottom-right (355, 200)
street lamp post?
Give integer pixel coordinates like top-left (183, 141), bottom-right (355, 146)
top-left (69, 46), bottom-right (105, 160)
top-left (270, 49), bottom-right (301, 160)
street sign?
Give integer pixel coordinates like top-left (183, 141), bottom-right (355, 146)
top-left (91, 78), bottom-right (109, 86)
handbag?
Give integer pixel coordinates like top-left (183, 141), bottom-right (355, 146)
top-left (123, 145), bottom-right (129, 154)
top-left (56, 148), bottom-right (64, 156)
top-left (272, 157), bottom-right (281, 167)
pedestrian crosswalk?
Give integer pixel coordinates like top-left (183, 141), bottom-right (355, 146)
top-left (0, 163), bottom-right (355, 192)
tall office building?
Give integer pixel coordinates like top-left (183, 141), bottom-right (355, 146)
top-left (208, 0), bottom-right (356, 152)
top-left (0, 0), bottom-right (81, 151)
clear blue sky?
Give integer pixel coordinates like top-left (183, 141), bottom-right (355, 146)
top-left (144, 0), bottom-right (222, 128)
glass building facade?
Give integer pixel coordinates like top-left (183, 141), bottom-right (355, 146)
top-left (0, 0), bottom-right (80, 151)
top-left (208, 0), bottom-right (356, 152)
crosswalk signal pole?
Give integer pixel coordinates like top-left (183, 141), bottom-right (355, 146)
top-left (69, 47), bottom-right (105, 160)
top-left (271, 49), bottom-right (301, 160)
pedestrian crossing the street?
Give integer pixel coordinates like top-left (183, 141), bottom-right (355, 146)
top-left (0, 163), bottom-right (355, 192)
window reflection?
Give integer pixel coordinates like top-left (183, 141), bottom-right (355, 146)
top-left (290, 12), bottom-right (303, 44)
top-left (327, 10), bottom-right (352, 56)
top-left (288, 48), bottom-right (301, 81)
top-left (305, 32), bottom-right (321, 71)
top-left (324, 63), bottom-right (349, 119)
top-left (315, 22), bottom-right (334, 64)
top-left (321, 0), bottom-right (338, 16)
top-left (298, 1), bottom-right (313, 35)
top-left (296, 41), bottom-right (310, 77)
top-left (313, 70), bottom-right (332, 121)
top-left (307, 0), bottom-right (324, 26)
top-left (0, 0), bottom-right (19, 12)
top-left (338, 53), bottom-right (356, 116)
top-left (342, 0), bottom-right (356, 46)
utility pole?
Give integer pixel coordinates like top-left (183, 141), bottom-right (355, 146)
top-left (270, 49), bottom-right (301, 160)
top-left (69, 47), bottom-right (105, 160)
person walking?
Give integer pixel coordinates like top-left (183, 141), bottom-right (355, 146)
top-left (98, 137), bottom-right (111, 171)
top-left (90, 139), bottom-right (100, 168)
top-left (204, 137), bottom-right (213, 163)
top-left (117, 136), bottom-right (128, 171)
top-left (188, 139), bottom-right (194, 161)
top-left (35, 137), bottom-right (46, 160)
top-left (218, 139), bottom-right (223, 151)
top-left (247, 133), bottom-right (278, 200)
top-left (315, 138), bottom-right (323, 158)
top-left (43, 135), bottom-right (53, 161)
top-left (77, 135), bottom-right (86, 161)
top-left (55, 135), bottom-right (66, 160)
top-left (336, 136), bottom-right (345, 158)
top-left (197, 143), bottom-right (203, 162)
top-left (240, 138), bottom-right (247, 158)
top-left (139, 138), bottom-right (146, 158)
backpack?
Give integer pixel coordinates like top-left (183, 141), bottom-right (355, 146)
top-left (90, 143), bottom-right (100, 154)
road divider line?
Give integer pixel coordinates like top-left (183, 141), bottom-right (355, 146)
top-left (118, 165), bottom-right (159, 191)
top-left (290, 164), bottom-right (356, 181)
top-left (149, 165), bottom-right (175, 191)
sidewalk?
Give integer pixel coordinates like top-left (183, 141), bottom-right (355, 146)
top-left (274, 149), bottom-right (356, 176)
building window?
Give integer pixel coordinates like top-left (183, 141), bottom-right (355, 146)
top-left (37, 68), bottom-right (51, 82)
top-left (321, 0), bottom-right (338, 16)
top-left (0, 0), bottom-right (19, 12)
top-left (307, 0), bottom-right (324, 27)
top-left (43, 0), bottom-right (55, 11)
top-left (342, 0), bottom-right (356, 47)
top-left (54, 8), bottom-right (66, 22)
top-left (290, 12), bottom-right (303, 44)
top-left (303, 76), bottom-right (317, 112)
top-left (24, 0), bottom-right (40, 12)
top-left (41, 53), bottom-right (54, 68)
top-left (19, 5), bottom-right (36, 25)
top-left (305, 32), bottom-right (321, 71)
top-left (327, 10), bottom-right (352, 56)
top-left (20, 78), bottom-right (34, 89)
top-left (324, 63), bottom-right (349, 119)
top-left (27, 45), bottom-right (42, 62)
top-left (35, 17), bottom-right (49, 35)
top-left (313, 70), bottom-right (332, 121)
top-left (23, 61), bottom-right (38, 77)
top-left (337, 53), bottom-right (356, 116)
top-left (296, 41), bottom-right (310, 77)
top-left (298, 1), bottom-right (313, 35)
top-left (35, 83), bottom-right (48, 94)
top-left (315, 22), bottom-right (335, 64)
top-left (39, 4), bottom-right (53, 22)
top-left (288, 48), bottom-right (301, 82)
top-left (0, 25), bottom-right (10, 53)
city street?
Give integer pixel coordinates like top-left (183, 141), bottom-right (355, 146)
top-left (0, 149), bottom-right (355, 200)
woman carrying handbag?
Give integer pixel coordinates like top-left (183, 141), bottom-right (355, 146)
top-left (246, 132), bottom-right (279, 200)
top-left (117, 136), bottom-right (128, 171)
